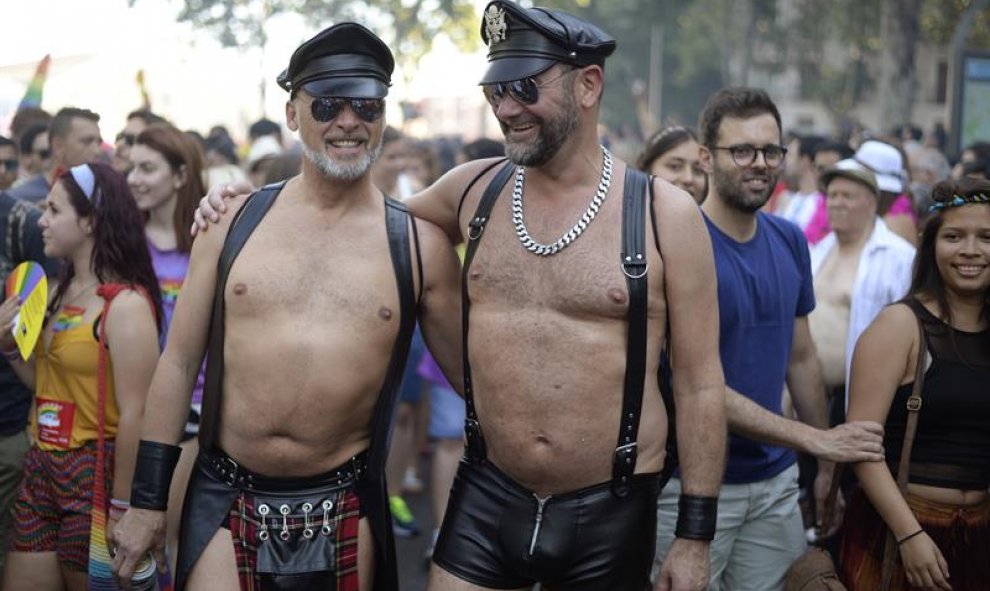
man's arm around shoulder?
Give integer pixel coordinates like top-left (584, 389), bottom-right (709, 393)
top-left (414, 218), bottom-right (463, 394)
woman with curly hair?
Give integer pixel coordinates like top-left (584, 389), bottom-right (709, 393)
top-left (840, 177), bottom-right (990, 590)
top-left (0, 161), bottom-right (162, 590)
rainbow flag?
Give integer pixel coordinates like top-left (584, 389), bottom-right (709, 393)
top-left (18, 54), bottom-right (50, 111)
top-left (136, 69), bottom-right (150, 110)
top-left (52, 305), bottom-right (85, 333)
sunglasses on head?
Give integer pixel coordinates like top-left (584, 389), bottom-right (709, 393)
top-left (310, 97), bottom-right (385, 123)
top-left (482, 66), bottom-right (576, 108)
top-left (1, 159), bottom-right (18, 172)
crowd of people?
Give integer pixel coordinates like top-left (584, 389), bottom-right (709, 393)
top-left (0, 2), bottom-right (986, 591)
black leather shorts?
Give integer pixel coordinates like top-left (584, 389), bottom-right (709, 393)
top-left (432, 458), bottom-right (661, 590)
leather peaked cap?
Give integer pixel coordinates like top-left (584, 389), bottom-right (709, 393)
top-left (479, 0), bottom-right (616, 84)
top-left (277, 22), bottom-right (394, 99)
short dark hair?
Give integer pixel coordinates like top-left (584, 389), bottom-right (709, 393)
top-left (49, 107), bottom-right (100, 142)
top-left (126, 109), bottom-right (168, 127)
top-left (19, 123), bottom-right (48, 154)
top-left (248, 118), bottom-right (282, 142)
top-left (698, 87), bottom-right (782, 148)
top-left (636, 126), bottom-right (698, 171)
top-left (9, 107), bottom-right (51, 141)
top-left (0, 136), bottom-right (15, 153)
top-left (461, 138), bottom-right (505, 161)
top-left (813, 140), bottom-right (854, 161)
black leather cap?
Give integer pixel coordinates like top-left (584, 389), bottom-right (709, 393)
top-left (277, 22), bottom-right (394, 99)
top-left (479, 1), bottom-right (616, 85)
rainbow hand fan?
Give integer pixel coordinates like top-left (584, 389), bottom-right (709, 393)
top-left (5, 262), bottom-right (47, 360)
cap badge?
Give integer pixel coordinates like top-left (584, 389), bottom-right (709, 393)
top-left (485, 5), bottom-right (508, 44)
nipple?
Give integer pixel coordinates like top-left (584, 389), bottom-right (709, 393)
top-left (232, 283), bottom-right (248, 296)
top-left (378, 306), bottom-right (393, 321)
top-left (607, 287), bottom-right (627, 304)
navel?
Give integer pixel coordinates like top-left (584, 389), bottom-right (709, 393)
top-left (378, 306), bottom-right (393, 321)
top-left (232, 283), bottom-right (248, 296)
top-left (607, 287), bottom-right (627, 305)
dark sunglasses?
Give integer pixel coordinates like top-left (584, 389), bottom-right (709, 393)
top-left (310, 97), bottom-right (385, 123)
top-left (1, 159), bottom-right (18, 172)
top-left (482, 67), bottom-right (576, 108)
top-left (116, 133), bottom-right (136, 147)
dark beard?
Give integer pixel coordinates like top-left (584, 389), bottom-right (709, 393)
top-left (712, 161), bottom-right (775, 214)
top-left (503, 86), bottom-right (579, 167)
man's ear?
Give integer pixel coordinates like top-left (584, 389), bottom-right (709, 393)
top-left (286, 99), bottom-right (300, 132)
top-left (575, 65), bottom-right (604, 109)
top-left (699, 144), bottom-right (714, 175)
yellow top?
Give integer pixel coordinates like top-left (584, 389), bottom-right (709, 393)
top-left (32, 320), bottom-right (118, 451)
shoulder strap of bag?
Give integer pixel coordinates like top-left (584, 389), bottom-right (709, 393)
top-left (199, 182), bottom-right (285, 450)
top-left (91, 283), bottom-right (157, 590)
top-left (879, 310), bottom-right (928, 591)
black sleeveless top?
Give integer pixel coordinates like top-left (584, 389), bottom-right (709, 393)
top-left (882, 298), bottom-right (990, 490)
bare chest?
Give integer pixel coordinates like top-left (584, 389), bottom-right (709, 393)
top-left (462, 183), bottom-right (664, 320)
top-left (223, 211), bottom-right (401, 328)
top-left (815, 250), bottom-right (859, 308)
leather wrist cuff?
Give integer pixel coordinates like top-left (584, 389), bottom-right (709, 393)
top-left (130, 440), bottom-right (182, 510)
top-left (675, 494), bottom-right (718, 541)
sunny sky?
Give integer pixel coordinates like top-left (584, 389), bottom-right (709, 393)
top-left (1, 0), bottom-right (491, 141)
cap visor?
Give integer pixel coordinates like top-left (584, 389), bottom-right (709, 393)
top-left (301, 77), bottom-right (388, 99)
top-left (479, 57), bottom-right (556, 84)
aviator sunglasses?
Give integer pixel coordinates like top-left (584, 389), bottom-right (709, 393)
top-left (310, 97), bottom-right (386, 123)
top-left (482, 66), bottom-right (576, 108)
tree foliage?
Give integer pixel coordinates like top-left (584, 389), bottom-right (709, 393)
top-left (164, 0), bottom-right (478, 78)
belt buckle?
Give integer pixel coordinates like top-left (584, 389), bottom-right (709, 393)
top-left (219, 455), bottom-right (239, 487)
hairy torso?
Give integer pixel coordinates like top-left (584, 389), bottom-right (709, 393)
top-left (461, 163), bottom-right (670, 494)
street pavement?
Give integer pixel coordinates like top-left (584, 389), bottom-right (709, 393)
top-left (395, 456), bottom-right (436, 591)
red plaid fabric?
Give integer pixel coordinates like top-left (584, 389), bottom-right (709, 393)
top-left (228, 487), bottom-right (361, 591)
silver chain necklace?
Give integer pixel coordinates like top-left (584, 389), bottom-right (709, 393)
top-left (512, 146), bottom-right (613, 256)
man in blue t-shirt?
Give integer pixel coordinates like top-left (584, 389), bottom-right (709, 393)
top-left (654, 88), bottom-right (885, 591)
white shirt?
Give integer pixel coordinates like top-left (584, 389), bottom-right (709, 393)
top-left (778, 191), bottom-right (821, 231)
top-left (810, 218), bottom-right (916, 408)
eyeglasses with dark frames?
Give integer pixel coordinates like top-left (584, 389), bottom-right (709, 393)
top-left (710, 144), bottom-right (788, 168)
top-left (310, 97), bottom-right (386, 123)
top-left (482, 66), bottom-right (577, 108)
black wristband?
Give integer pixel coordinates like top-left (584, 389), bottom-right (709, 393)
top-left (130, 440), bottom-right (182, 510)
top-left (675, 494), bottom-right (718, 541)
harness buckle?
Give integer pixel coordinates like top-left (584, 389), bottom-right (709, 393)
top-left (218, 455), bottom-right (239, 487)
top-left (621, 253), bottom-right (648, 279)
top-left (906, 396), bottom-right (922, 412)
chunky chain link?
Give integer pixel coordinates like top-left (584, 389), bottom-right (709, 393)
top-left (512, 146), bottom-right (613, 257)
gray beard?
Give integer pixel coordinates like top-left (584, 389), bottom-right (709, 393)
top-left (301, 141), bottom-right (382, 182)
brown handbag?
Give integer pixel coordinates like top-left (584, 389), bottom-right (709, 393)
top-left (783, 463), bottom-right (847, 591)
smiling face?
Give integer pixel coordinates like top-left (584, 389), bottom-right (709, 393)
top-left (649, 138), bottom-right (706, 202)
top-left (38, 182), bottom-right (92, 259)
top-left (706, 113), bottom-right (782, 213)
top-left (489, 64), bottom-right (580, 167)
top-left (935, 205), bottom-right (990, 298)
top-left (127, 143), bottom-right (182, 215)
top-left (288, 91), bottom-right (384, 182)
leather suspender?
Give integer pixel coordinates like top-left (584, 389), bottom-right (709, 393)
top-left (459, 162), bottom-right (654, 496)
top-left (198, 184), bottom-right (418, 479)
top-left (461, 162), bottom-right (515, 461)
top-left (367, 198), bottom-right (417, 477)
top-left (613, 167), bottom-right (650, 496)
top-left (200, 181), bottom-right (285, 450)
